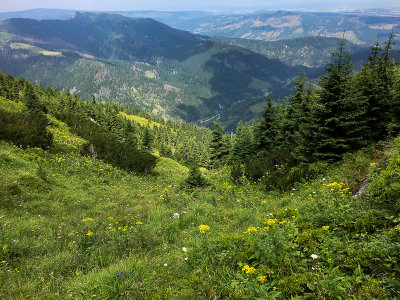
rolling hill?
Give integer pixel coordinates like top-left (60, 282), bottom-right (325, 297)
top-left (0, 12), bottom-right (310, 129)
top-left (1, 69), bottom-right (400, 299)
top-left (0, 11), bottom-right (396, 129)
top-left (167, 10), bottom-right (400, 46)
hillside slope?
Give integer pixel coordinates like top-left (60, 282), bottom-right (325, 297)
top-left (0, 12), bottom-right (310, 129)
top-left (1, 92), bottom-right (400, 298)
top-left (173, 10), bottom-right (400, 45)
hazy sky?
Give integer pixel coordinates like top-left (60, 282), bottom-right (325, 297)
top-left (1, 0), bottom-right (399, 12)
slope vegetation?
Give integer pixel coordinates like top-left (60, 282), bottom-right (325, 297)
top-left (1, 73), bottom-right (400, 299)
top-left (0, 12), bottom-right (309, 129)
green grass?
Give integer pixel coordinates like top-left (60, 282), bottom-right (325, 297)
top-left (1, 106), bottom-right (400, 298)
top-left (120, 111), bottom-right (177, 134)
top-left (0, 97), bottom-right (24, 112)
top-left (120, 112), bottom-right (164, 129)
top-left (10, 42), bottom-right (62, 56)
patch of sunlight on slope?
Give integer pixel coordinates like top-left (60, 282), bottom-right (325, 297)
top-left (120, 111), bottom-right (176, 134)
top-left (47, 115), bottom-right (87, 154)
top-left (10, 42), bottom-right (62, 56)
top-left (0, 97), bottom-right (24, 112)
top-left (120, 111), bottom-right (163, 128)
top-left (48, 113), bottom-right (186, 179)
top-left (154, 156), bottom-right (188, 180)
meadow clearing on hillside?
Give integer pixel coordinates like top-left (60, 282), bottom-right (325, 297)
top-left (1, 111), bottom-right (400, 298)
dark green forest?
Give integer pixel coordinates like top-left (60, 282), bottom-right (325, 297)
top-left (1, 34), bottom-right (400, 185)
top-left (3, 12), bottom-right (392, 131)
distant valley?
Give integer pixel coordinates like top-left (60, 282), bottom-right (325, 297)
top-left (0, 12), bottom-right (309, 129)
top-left (0, 10), bottom-right (398, 129)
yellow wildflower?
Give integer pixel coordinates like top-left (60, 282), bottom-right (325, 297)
top-left (258, 275), bottom-right (267, 283)
top-left (244, 226), bottom-right (258, 234)
top-left (242, 265), bottom-right (256, 274)
top-left (322, 225), bottom-right (329, 231)
top-left (199, 224), bottom-right (210, 234)
top-left (265, 218), bottom-right (278, 226)
top-left (136, 221), bottom-right (143, 225)
top-left (86, 230), bottom-right (93, 236)
top-left (81, 217), bottom-right (93, 222)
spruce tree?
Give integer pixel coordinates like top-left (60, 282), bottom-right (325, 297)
top-left (142, 126), bottom-right (154, 150)
top-left (183, 164), bottom-right (208, 188)
top-left (229, 121), bottom-right (255, 164)
top-left (314, 39), bottom-right (366, 161)
top-left (21, 83), bottom-right (53, 149)
top-left (354, 34), bottom-right (396, 141)
top-left (209, 122), bottom-right (229, 168)
top-left (254, 94), bottom-right (278, 158)
top-left (278, 73), bottom-right (307, 163)
top-left (293, 81), bottom-right (319, 163)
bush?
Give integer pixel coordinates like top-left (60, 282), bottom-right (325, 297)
top-left (0, 105), bottom-right (53, 149)
top-left (182, 164), bottom-right (208, 189)
top-left (367, 144), bottom-right (400, 212)
top-left (58, 112), bottom-right (157, 174)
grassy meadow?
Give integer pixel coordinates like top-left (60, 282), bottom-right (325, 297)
top-left (0, 95), bottom-right (399, 298)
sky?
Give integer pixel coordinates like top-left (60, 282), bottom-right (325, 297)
top-left (0, 0), bottom-right (399, 12)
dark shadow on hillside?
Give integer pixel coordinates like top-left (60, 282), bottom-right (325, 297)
top-left (198, 49), bottom-right (324, 130)
top-left (0, 49), bottom-right (77, 76)
top-left (0, 14), bottom-right (214, 62)
top-left (202, 49), bottom-right (302, 110)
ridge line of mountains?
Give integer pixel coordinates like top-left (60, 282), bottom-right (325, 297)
top-left (0, 10), bottom-right (399, 129)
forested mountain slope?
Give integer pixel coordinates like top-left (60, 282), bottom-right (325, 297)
top-left (3, 9), bottom-right (398, 47)
top-left (0, 12), bottom-right (310, 129)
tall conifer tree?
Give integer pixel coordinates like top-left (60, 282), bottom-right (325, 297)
top-left (254, 93), bottom-right (278, 158)
top-left (315, 39), bottom-right (366, 160)
top-left (209, 122), bottom-right (229, 168)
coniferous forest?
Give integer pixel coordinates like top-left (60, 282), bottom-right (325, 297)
top-left (1, 16), bottom-right (400, 298)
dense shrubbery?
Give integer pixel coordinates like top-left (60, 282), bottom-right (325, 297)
top-left (0, 71), bottom-right (214, 173)
top-left (0, 83), bottom-right (53, 149)
top-left (367, 137), bottom-right (400, 212)
top-left (209, 35), bottom-right (400, 192)
top-left (182, 164), bottom-right (209, 189)
top-left (69, 113), bottom-right (157, 174)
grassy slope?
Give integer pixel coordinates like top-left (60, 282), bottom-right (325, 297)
top-left (120, 111), bottom-right (165, 129)
top-left (1, 98), bottom-right (400, 298)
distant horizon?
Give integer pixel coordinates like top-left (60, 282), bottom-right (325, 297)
top-left (1, 0), bottom-right (399, 14)
top-left (1, 7), bottom-right (400, 16)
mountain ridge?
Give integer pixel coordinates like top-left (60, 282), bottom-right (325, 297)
top-left (1, 9), bottom-right (399, 46)
top-left (0, 12), bottom-right (310, 129)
